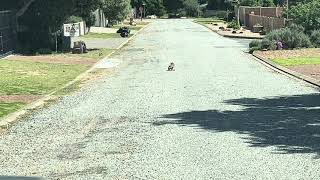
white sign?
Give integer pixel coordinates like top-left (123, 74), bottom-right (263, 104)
top-left (63, 23), bottom-right (80, 37)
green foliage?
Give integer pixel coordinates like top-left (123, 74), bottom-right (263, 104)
top-left (240, 0), bottom-right (261, 6)
top-left (37, 48), bottom-right (53, 55)
top-left (249, 46), bottom-right (261, 54)
top-left (16, 0), bottom-right (102, 52)
top-left (249, 40), bottom-right (261, 48)
top-left (288, 0), bottom-right (320, 31)
top-left (265, 25), bottom-right (312, 49)
top-left (163, 0), bottom-right (184, 13)
top-left (65, 16), bottom-right (84, 23)
top-left (102, 0), bottom-right (131, 22)
top-left (207, 0), bottom-right (227, 10)
top-left (262, 0), bottom-right (275, 6)
top-left (227, 20), bottom-right (240, 30)
top-left (183, 0), bottom-right (200, 17)
top-left (310, 30), bottom-right (320, 47)
top-left (131, 0), bottom-right (166, 16)
top-left (240, 0), bottom-right (275, 6)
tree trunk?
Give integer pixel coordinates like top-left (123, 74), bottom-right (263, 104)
top-left (16, 0), bottom-right (36, 17)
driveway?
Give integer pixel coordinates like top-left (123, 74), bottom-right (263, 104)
top-left (0, 19), bottom-right (319, 179)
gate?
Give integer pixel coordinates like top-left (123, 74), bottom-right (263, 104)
top-left (0, 10), bottom-right (16, 55)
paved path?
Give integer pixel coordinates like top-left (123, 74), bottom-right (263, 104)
top-left (1, 19), bottom-right (320, 179)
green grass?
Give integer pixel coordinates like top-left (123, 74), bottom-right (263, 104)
top-left (83, 32), bottom-right (133, 39)
top-left (113, 25), bottom-right (143, 31)
top-left (273, 57), bottom-right (320, 66)
top-left (0, 102), bottom-right (25, 118)
top-left (77, 48), bottom-right (114, 60)
top-left (54, 80), bottom-right (82, 95)
top-left (0, 60), bottom-right (89, 95)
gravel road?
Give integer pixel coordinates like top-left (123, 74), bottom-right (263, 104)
top-left (1, 19), bottom-right (320, 179)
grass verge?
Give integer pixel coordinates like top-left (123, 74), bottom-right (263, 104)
top-left (273, 57), bottom-right (320, 66)
top-left (0, 102), bottom-right (25, 118)
top-left (0, 60), bottom-right (89, 95)
top-left (83, 32), bottom-right (133, 39)
top-left (76, 48), bottom-right (114, 60)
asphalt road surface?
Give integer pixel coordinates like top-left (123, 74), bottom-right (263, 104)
top-left (1, 19), bottom-right (320, 179)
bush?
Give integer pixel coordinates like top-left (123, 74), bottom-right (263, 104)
top-left (176, 8), bottom-right (187, 17)
top-left (216, 11), bottom-right (228, 19)
top-left (265, 27), bottom-right (311, 49)
top-left (287, 23), bottom-right (305, 32)
top-left (249, 46), bottom-right (261, 54)
top-left (249, 40), bottom-right (261, 48)
top-left (310, 30), bottom-right (320, 48)
top-left (65, 16), bottom-right (83, 23)
top-left (227, 20), bottom-right (240, 30)
top-left (37, 48), bottom-right (53, 55)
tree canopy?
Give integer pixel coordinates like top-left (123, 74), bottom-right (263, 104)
top-left (288, 0), bottom-right (320, 32)
top-left (102, 0), bottom-right (131, 22)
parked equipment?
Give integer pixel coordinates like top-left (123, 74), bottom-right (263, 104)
top-left (72, 41), bottom-right (87, 54)
top-left (117, 27), bottom-right (131, 38)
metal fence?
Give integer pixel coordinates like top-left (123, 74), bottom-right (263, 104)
top-left (0, 10), bottom-right (16, 55)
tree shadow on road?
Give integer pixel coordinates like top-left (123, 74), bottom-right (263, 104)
top-left (156, 94), bottom-right (320, 158)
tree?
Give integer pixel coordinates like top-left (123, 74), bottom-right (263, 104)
top-left (131, 0), bottom-right (166, 17)
top-left (102, 0), bottom-right (131, 23)
top-left (16, 0), bottom-right (102, 52)
top-left (183, 0), bottom-right (200, 16)
top-left (73, 0), bottom-right (103, 27)
top-left (288, 0), bottom-right (320, 31)
top-left (207, 0), bottom-right (227, 10)
top-left (163, 0), bottom-right (184, 13)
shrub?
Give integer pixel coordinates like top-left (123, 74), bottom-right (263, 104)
top-left (249, 46), bottom-right (261, 54)
top-left (310, 30), bottom-right (320, 48)
top-left (65, 16), bottom-right (83, 23)
top-left (37, 48), bottom-right (53, 55)
top-left (287, 23), bottom-right (305, 32)
top-left (249, 40), bottom-right (261, 48)
top-left (216, 11), bottom-right (228, 19)
top-left (227, 20), bottom-right (240, 30)
top-left (265, 27), bottom-right (311, 49)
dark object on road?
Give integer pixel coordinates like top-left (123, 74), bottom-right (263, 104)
top-left (219, 26), bottom-right (225, 30)
top-left (168, 62), bottom-right (175, 71)
top-left (232, 30), bottom-right (237, 34)
top-left (117, 27), bottom-right (131, 38)
top-left (72, 41), bottom-right (87, 54)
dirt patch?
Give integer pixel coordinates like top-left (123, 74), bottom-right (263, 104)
top-left (5, 55), bottom-right (97, 66)
top-left (256, 49), bottom-right (320, 59)
top-left (0, 95), bottom-right (43, 103)
top-left (288, 64), bottom-right (320, 80)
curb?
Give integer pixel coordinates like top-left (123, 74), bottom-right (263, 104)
top-left (0, 22), bottom-right (151, 129)
top-left (197, 22), bottom-right (264, 40)
top-left (252, 52), bottom-right (320, 88)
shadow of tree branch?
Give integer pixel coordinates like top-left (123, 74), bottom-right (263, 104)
top-left (157, 94), bottom-right (320, 157)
